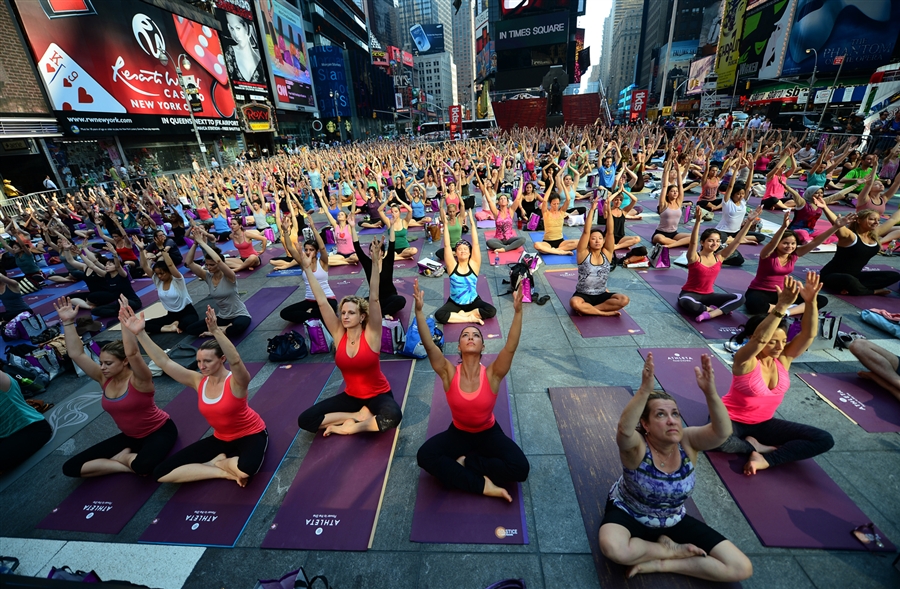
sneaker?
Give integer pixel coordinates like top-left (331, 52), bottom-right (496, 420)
top-left (724, 340), bottom-right (745, 354)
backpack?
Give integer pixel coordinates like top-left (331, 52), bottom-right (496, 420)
top-left (267, 331), bottom-right (309, 362)
top-left (381, 318), bottom-right (406, 354)
top-left (4, 311), bottom-right (32, 341)
top-left (503, 262), bottom-right (532, 295)
top-left (1, 348), bottom-right (50, 396)
top-left (401, 315), bottom-right (443, 359)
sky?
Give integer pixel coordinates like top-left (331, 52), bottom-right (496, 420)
top-left (578, 0), bottom-right (613, 85)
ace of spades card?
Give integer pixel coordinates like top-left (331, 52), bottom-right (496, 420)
top-left (38, 43), bottom-right (126, 113)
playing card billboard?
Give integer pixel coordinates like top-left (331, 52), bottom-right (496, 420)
top-left (14, 0), bottom-right (240, 136)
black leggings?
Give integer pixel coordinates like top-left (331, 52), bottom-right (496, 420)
top-left (184, 314), bottom-right (251, 338)
top-left (280, 297), bottom-right (338, 324)
top-left (716, 418), bottom-right (834, 468)
top-left (92, 294), bottom-right (142, 318)
top-left (821, 271), bottom-right (900, 297)
top-left (62, 419), bottom-right (178, 477)
top-left (435, 295), bottom-right (497, 324)
top-left (152, 429), bottom-right (268, 481)
top-left (417, 422), bottom-right (530, 494)
top-left (485, 236), bottom-right (526, 251)
top-left (697, 198), bottom-right (722, 210)
top-left (297, 390), bottom-right (402, 432)
top-left (0, 419), bottom-right (51, 472)
top-left (677, 290), bottom-right (744, 318)
top-left (354, 238), bottom-right (401, 317)
top-left (145, 305), bottom-right (200, 334)
top-left (744, 288), bottom-right (828, 315)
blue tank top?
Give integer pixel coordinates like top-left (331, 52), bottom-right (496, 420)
top-left (608, 441), bottom-right (695, 528)
top-left (309, 170), bottom-right (323, 190)
top-left (411, 200), bottom-right (425, 218)
top-left (449, 266), bottom-right (478, 305)
top-left (212, 216), bottom-right (230, 233)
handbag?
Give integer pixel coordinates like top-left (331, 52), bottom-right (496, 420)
top-left (18, 312), bottom-right (48, 341)
top-left (4, 311), bottom-right (32, 341)
top-left (649, 244), bottom-right (670, 269)
top-left (381, 318), bottom-right (406, 354)
top-left (304, 319), bottom-right (334, 354)
top-left (417, 257), bottom-right (445, 277)
top-left (31, 347), bottom-right (62, 380)
top-left (401, 315), bottom-right (443, 359)
top-left (73, 339), bottom-right (102, 378)
top-left (518, 251), bottom-right (542, 272)
top-left (267, 330), bottom-right (309, 362)
top-left (681, 201), bottom-right (694, 225)
top-left (30, 323), bottom-right (61, 345)
top-left (47, 566), bottom-right (103, 582)
top-left (786, 312), bottom-right (841, 350)
top-left (721, 249), bottom-right (744, 266)
top-left (526, 213), bottom-right (541, 231)
top-left (2, 348), bottom-right (49, 396)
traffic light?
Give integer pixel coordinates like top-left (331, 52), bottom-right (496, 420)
top-left (373, 112), bottom-right (377, 119)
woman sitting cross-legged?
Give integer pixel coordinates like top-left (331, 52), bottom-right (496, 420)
top-left (222, 217), bottom-right (268, 272)
top-left (570, 196), bottom-right (630, 317)
top-left (134, 237), bottom-right (199, 334)
top-left (183, 229), bottom-right (251, 338)
top-left (534, 170), bottom-right (578, 256)
top-left (280, 213), bottom-right (338, 323)
top-left (352, 214), bottom-right (406, 319)
top-left (121, 303), bottom-right (266, 487)
top-left (57, 297), bottom-right (177, 478)
top-left (818, 207), bottom-right (900, 297)
top-left (319, 191), bottom-right (358, 267)
top-left (415, 279), bottom-right (529, 502)
top-left (597, 186), bottom-right (641, 251)
top-left (599, 352), bottom-right (752, 582)
top-left (677, 205), bottom-right (759, 323)
top-left (652, 158), bottom-right (692, 249)
top-left (717, 273), bottom-right (835, 476)
top-left (436, 209), bottom-right (496, 325)
top-left (377, 193), bottom-right (419, 260)
top-left (296, 237), bottom-right (403, 436)
top-left (479, 177), bottom-right (525, 254)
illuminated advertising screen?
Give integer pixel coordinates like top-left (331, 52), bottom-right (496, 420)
top-left (496, 11), bottom-right (569, 52)
top-left (737, 0), bottom-right (792, 80)
top-left (255, 0), bottom-right (316, 112)
top-left (409, 23), bottom-right (445, 56)
top-left (214, 0), bottom-right (273, 102)
top-left (475, 9), bottom-right (495, 81)
top-left (14, 0), bottom-right (239, 136)
top-left (308, 46), bottom-right (350, 118)
top-left (501, 0), bottom-right (574, 19)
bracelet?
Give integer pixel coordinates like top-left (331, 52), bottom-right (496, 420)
top-left (62, 321), bottom-right (75, 326)
top-left (771, 309), bottom-right (786, 318)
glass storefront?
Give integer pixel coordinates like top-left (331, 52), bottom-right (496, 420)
top-left (45, 138), bottom-right (123, 188)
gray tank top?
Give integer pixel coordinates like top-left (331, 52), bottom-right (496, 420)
top-left (203, 273), bottom-right (250, 319)
top-left (576, 251), bottom-right (610, 295)
top-left (657, 206), bottom-right (681, 233)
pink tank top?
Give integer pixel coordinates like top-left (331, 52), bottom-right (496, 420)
top-left (748, 254), bottom-right (795, 292)
top-left (334, 225), bottom-right (354, 255)
top-left (722, 359), bottom-right (790, 424)
top-left (494, 209), bottom-right (516, 241)
top-left (102, 378), bottom-right (169, 439)
top-left (682, 258), bottom-right (721, 295)
top-left (447, 364), bottom-right (497, 433)
top-left (857, 195), bottom-right (887, 215)
top-left (234, 238), bottom-right (256, 259)
top-left (763, 174), bottom-right (786, 200)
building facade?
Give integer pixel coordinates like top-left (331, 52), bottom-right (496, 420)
top-left (452, 2), bottom-right (475, 115)
top-left (397, 0), bottom-right (453, 56)
top-left (607, 2), bottom-right (643, 111)
top-left (415, 52), bottom-right (457, 114)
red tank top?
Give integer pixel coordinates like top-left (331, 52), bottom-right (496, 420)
top-left (447, 364), bottom-right (497, 433)
top-left (116, 246), bottom-right (137, 262)
top-left (681, 258), bottom-right (722, 295)
top-left (198, 373), bottom-right (266, 441)
top-left (335, 333), bottom-right (391, 398)
top-left (102, 378), bottom-right (169, 439)
top-left (234, 237), bottom-right (256, 258)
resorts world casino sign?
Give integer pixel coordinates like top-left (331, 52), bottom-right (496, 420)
top-left (15, 0), bottom-right (240, 136)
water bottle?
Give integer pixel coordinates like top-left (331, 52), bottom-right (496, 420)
top-left (494, 252), bottom-right (500, 267)
top-left (425, 222), bottom-right (432, 244)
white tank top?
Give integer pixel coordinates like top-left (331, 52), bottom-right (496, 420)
top-left (303, 262), bottom-right (335, 300)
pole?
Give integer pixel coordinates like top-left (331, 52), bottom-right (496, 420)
top-left (818, 56), bottom-right (844, 130)
top-left (171, 56), bottom-right (208, 170)
top-left (806, 48), bottom-right (818, 112)
top-left (657, 0), bottom-right (679, 114)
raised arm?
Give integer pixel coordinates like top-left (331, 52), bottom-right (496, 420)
top-left (290, 239), bottom-right (342, 338)
top-left (487, 283), bottom-right (523, 388)
top-left (118, 296), bottom-right (154, 390)
top-left (733, 278), bottom-right (799, 373)
top-left (616, 354), bottom-right (655, 460)
top-left (120, 304), bottom-right (202, 389)
top-left (795, 214), bottom-right (849, 257)
top-left (682, 355), bottom-right (732, 452)
top-left (758, 211), bottom-right (791, 260)
top-left (365, 237), bottom-right (383, 336)
top-left (55, 297), bottom-right (103, 383)
top-left (467, 209), bottom-right (482, 271)
top-left (413, 279), bottom-right (454, 386)
top-left (687, 206), bottom-right (704, 264)
top-left (205, 305), bottom-right (253, 396)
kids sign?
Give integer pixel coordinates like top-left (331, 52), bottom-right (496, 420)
top-left (14, 0), bottom-right (239, 136)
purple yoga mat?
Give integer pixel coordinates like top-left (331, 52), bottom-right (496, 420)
top-left (392, 238), bottom-right (424, 270)
top-left (390, 276), bottom-right (417, 331)
top-left (329, 277), bottom-right (364, 302)
top-left (707, 451), bottom-right (895, 551)
top-left (636, 268), bottom-right (747, 339)
top-left (637, 348), bottom-right (732, 426)
top-left (38, 363), bottom-right (265, 534)
top-left (798, 372), bottom-right (900, 433)
top-left (328, 263), bottom-right (362, 276)
top-left (410, 357), bottom-right (527, 545)
top-left (792, 263), bottom-right (900, 310)
top-left (358, 227), bottom-right (384, 235)
top-left (140, 363), bottom-right (335, 547)
top-left (192, 285), bottom-right (297, 347)
top-left (261, 360), bottom-right (413, 550)
top-left (234, 247), bottom-right (280, 277)
top-left (715, 266), bottom-right (755, 293)
top-left (441, 275), bottom-right (503, 341)
top-left (476, 219), bottom-right (495, 229)
top-left (545, 270), bottom-right (644, 337)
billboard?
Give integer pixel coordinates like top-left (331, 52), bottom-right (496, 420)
top-left (448, 104), bottom-right (461, 139)
top-left (214, 0), bottom-right (272, 102)
top-left (475, 9), bottom-right (495, 81)
top-left (573, 28), bottom-right (585, 83)
top-left (14, 0), bottom-right (239, 136)
top-left (496, 11), bottom-right (569, 52)
top-left (308, 46), bottom-right (350, 118)
top-left (255, 0), bottom-right (316, 112)
top-left (687, 55), bottom-right (716, 95)
top-left (409, 24), bottom-right (445, 56)
top-left (501, 0), bottom-right (575, 19)
top-left (737, 0), bottom-right (793, 81)
top-left (700, 1), bottom-right (723, 56)
top-left (630, 89), bottom-right (648, 119)
top-left (371, 49), bottom-right (388, 67)
top-left (781, 0), bottom-right (900, 78)
top-left (715, 0), bottom-right (747, 89)
top-left (402, 51), bottom-right (414, 67)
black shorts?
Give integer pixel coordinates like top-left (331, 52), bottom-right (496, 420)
top-left (463, 196), bottom-right (476, 211)
top-left (546, 238), bottom-right (564, 249)
top-left (652, 229), bottom-right (678, 240)
top-left (335, 251), bottom-right (355, 258)
top-left (413, 215), bottom-right (427, 222)
top-left (601, 499), bottom-right (727, 555)
top-left (761, 197), bottom-right (787, 210)
top-left (573, 291), bottom-right (614, 306)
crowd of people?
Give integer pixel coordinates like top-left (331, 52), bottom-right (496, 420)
top-left (1, 120), bottom-right (899, 582)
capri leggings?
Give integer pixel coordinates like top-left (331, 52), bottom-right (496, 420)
top-left (821, 270), bottom-right (900, 297)
top-left (63, 418), bottom-right (178, 477)
top-left (677, 291), bottom-right (744, 318)
top-left (145, 305), bottom-right (200, 334)
top-left (297, 390), bottom-right (402, 432)
top-left (434, 296), bottom-right (497, 324)
top-left (151, 429), bottom-right (268, 481)
top-left (744, 288), bottom-right (828, 315)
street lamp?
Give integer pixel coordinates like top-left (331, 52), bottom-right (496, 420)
top-left (158, 51), bottom-right (208, 170)
top-left (330, 90), bottom-right (345, 143)
top-left (805, 48), bottom-right (818, 112)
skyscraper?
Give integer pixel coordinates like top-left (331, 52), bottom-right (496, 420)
top-left (365, 0), bottom-right (401, 49)
top-left (452, 1), bottom-right (475, 112)
top-left (397, 0), bottom-right (453, 56)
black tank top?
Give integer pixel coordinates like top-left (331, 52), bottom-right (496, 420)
top-left (820, 234), bottom-right (878, 278)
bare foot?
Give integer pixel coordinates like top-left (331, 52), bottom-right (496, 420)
top-left (597, 310), bottom-right (622, 317)
top-left (482, 476), bottom-right (512, 502)
top-left (657, 535), bottom-right (706, 559)
top-left (874, 288), bottom-right (891, 296)
top-left (743, 451), bottom-right (770, 476)
top-left (354, 405), bottom-right (374, 423)
top-left (204, 453), bottom-right (228, 468)
top-left (627, 559), bottom-right (665, 578)
top-left (324, 419), bottom-right (357, 436)
top-left (198, 331), bottom-right (213, 338)
top-left (111, 447), bottom-right (133, 465)
top-left (160, 322), bottom-right (180, 333)
top-left (456, 455), bottom-right (466, 467)
top-left (745, 436), bottom-right (777, 454)
top-left (494, 247), bottom-right (506, 253)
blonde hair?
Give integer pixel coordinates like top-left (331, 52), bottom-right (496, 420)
top-left (850, 209), bottom-right (879, 241)
top-left (340, 296), bottom-right (370, 327)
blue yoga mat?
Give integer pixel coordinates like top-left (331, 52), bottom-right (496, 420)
top-left (266, 267), bottom-right (306, 277)
top-left (528, 232), bottom-right (578, 265)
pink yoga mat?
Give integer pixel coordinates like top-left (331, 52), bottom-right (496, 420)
top-left (139, 363), bottom-right (335, 547)
top-left (707, 451), bottom-right (895, 551)
top-left (38, 363), bottom-right (265, 534)
top-left (545, 270), bottom-right (644, 337)
top-left (636, 268), bottom-right (747, 340)
top-left (637, 348), bottom-right (732, 426)
top-left (410, 356), bottom-right (527, 544)
top-left (483, 231), bottom-right (524, 266)
top-left (798, 373), bottom-right (900, 433)
top-left (441, 275), bottom-right (503, 341)
top-left (261, 360), bottom-right (413, 551)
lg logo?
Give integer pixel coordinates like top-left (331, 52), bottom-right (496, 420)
top-left (133, 14), bottom-right (165, 59)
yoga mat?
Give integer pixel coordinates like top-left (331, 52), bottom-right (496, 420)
top-left (798, 372), bottom-right (900, 433)
top-left (234, 247), bottom-right (280, 277)
top-left (549, 386), bottom-right (738, 589)
top-left (476, 219), bottom-right (496, 229)
top-left (328, 263), bottom-right (362, 276)
top-left (635, 268), bottom-right (747, 339)
top-left (38, 363), bottom-right (266, 534)
top-left (410, 356), bottom-right (527, 545)
top-left (390, 276), bottom-right (417, 331)
top-left (527, 232), bottom-right (577, 265)
top-left (715, 267), bottom-right (756, 293)
top-left (637, 348), bottom-right (732, 427)
top-left (441, 275), bottom-right (503, 341)
top-left (140, 363), bottom-right (335, 547)
top-left (107, 301), bottom-right (167, 331)
top-left (0, 382), bottom-right (105, 494)
top-left (483, 231), bottom-right (525, 266)
top-left (544, 270), bottom-right (644, 337)
top-left (191, 285), bottom-right (297, 347)
top-left (261, 360), bottom-right (413, 550)
top-left (267, 267), bottom-right (306, 277)
top-left (792, 263), bottom-right (900, 311)
top-left (329, 277), bottom-right (364, 302)
top-left (358, 227), bottom-right (384, 235)
top-left (707, 451), bottom-right (895, 551)
top-left (391, 239), bottom-right (423, 270)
